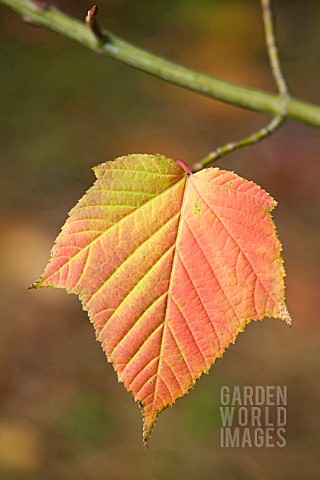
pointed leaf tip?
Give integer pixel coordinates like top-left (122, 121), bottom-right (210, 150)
top-left (278, 303), bottom-right (292, 326)
top-left (36, 154), bottom-right (290, 443)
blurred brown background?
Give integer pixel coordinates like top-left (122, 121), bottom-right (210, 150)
top-left (0, 1), bottom-right (320, 479)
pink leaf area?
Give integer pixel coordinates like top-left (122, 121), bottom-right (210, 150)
top-left (33, 154), bottom-right (291, 444)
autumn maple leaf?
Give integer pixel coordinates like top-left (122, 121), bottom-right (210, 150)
top-left (32, 154), bottom-right (291, 445)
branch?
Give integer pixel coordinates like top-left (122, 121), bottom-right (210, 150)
top-left (1, 0), bottom-right (320, 127)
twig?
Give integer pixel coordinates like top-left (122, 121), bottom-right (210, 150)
top-left (0, 0), bottom-right (319, 127)
top-left (193, 117), bottom-right (284, 171)
top-left (194, 0), bottom-right (291, 171)
top-left (261, 0), bottom-right (288, 97)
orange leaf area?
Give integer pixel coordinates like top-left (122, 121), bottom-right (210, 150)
top-left (33, 154), bottom-right (291, 444)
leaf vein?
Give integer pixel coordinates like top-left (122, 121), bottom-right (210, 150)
top-left (183, 219), bottom-right (241, 328)
top-left (171, 297), bottom-right (208, 368)
top-left (192, 181), bottom-right (277, 306)
top-left (176, 252), bottom-right (222, 353)
top-left (109, 292), bottom-right (167, 357)
top-left (93, 213), bottom-right (179, 320)
top-left (44, 178), bottom-right (185, 283)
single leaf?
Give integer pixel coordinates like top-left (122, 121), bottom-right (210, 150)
top-left (33, 154), bottom-right (291, 445)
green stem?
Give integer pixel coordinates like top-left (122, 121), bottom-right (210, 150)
top-left (1, 0), bottom-right (320, 126)
top-left (197, 0), bottom-right (290, 169)
top-left (197, 116), bottom-right (284, 169)
top-left (261, 0), bottom-right (289, 97)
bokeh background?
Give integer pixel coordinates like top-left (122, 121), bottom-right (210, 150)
top-left (1, 0), bottom-right (320, 479)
